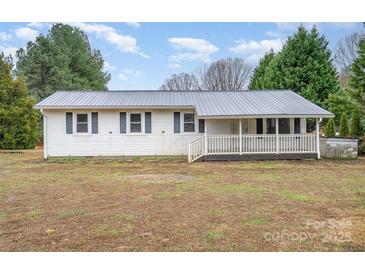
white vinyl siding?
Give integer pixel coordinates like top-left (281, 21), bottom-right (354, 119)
top-left (43, 110), bottom-right (309, 158)
top-left (44, 108), bottom-right (202, 157)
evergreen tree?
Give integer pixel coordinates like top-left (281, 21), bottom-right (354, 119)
top-left (350, 112), bottom-right (363, 137)
top-left (339, 112), bottom-right (349, 137)
top-left (325, 118), bottom-right (336, 137)
top-left (16, 23), bottom-right (111, 101)
top-left (0, 53), bottom-right (39, 149)
top-left (325, 89), bottom-right (360, 124)
top-left (349, 36), bottom-right (365, 111)
top-left (264, 25), bottom-right (339, 108)
top-left (248, 50), bottom-right (275, 90)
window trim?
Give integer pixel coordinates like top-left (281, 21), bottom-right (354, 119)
top-left (128, 112), bottom-right (144, 134)
top-left (74, 112), bottom-right (91, 135)
top-left (182, 112), bottom-right (196, 133)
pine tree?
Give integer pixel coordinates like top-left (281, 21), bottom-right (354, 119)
top-left (248, 50), bottom-right (275, 90)
top-left (349, 37), bottom-right (365, 111)
top-left (339, 112), bottom-right (349, 137)
top-left (264, 25), bottom-right (339, 108)
top-left (16, 23), bottom-right (111, 101)
top-left (350, 112), bottom-right (363, 137)
top-left (0, 53), bottom-right (39, 149)
top-left (325, 118), bottom-right (336, 137)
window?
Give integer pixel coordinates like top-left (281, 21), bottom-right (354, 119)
top-left (76, 114), bottom-right (88, 133)
top-left (267, 118), bottom-right (276, 134)
top-left (294, 118), bottom-right (301, 134)
top-left (130, 113), bottom-right (142, 133)
top-left (256, 118), bottom-right (263, 134)
top-left (279, 118), bottom-right (290, 134)
top-left (184, 113), bottom-right (195, 132)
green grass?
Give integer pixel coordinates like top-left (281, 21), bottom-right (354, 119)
top-left (207, 209), bottom-right (226, 217)
top-left (1, 149), bottom-right (365, 251)
top-left (209, 183), bottom-right (266, 195)
top-left (205, 224), bottom-right (228, 242)
top-left (26, 210), bottom-right (43, 221)
top-left (0, 212), bottom-right (7, 222)
top-left (277, 189), bottom-right (316, 202)
top-left (58, 210), bottom-right (89, 219)
top-left (111, 212), bottom-right (135, 222)
top-left (243, 217), bottom-right (269, 226)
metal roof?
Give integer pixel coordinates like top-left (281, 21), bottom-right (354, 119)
top-left (35, 90), bottom-right (334, 118)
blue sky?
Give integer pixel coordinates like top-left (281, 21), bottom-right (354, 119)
top-left (0, 22), bottom-right (363, 90)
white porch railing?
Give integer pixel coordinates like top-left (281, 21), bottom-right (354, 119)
top-left (188, 136), bottom-right (205, 163)
top-left (188, 134), bottom-right (317, 162)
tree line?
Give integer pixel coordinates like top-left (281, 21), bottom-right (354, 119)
top-left (161, 25), bottom-right (365, 136)
top-left (1, 24), bottom-right (110, 149)
top-left (1, 23), bottom-right (365, 149)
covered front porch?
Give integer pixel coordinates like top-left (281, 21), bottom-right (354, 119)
top-left (188, 117), bottom-right (321, 163)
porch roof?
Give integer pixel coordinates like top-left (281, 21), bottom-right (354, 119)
top-left (35, 90), bottom-right (334, 118)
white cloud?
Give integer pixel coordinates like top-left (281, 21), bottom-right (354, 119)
top-left (0, 32), bottom-right (12, 41)
top-left (265, 30), bottom-right (280, 39)
top-left (73, 23), bottom-right (149, 58)
top-left (133, 70), bottom-right (142, 77)
top-left (104, 61), bottom-right (116, 71)
top-left (27, 22), bottom-right (48, 28)
top-left (117, 69), bottom-right (142, 81)
top-left (167, 37), bottom-right (219, 65)
top-left (15, 27), bottom-right (38, 41)
top-left (168, 63), bottom-right (181, 69)
top-left (117, 73), bottom-right (128, 80)
top-left (168, 37), bottom-right (219, 55)
top-left (229, 38), bottom-right (283, 64)
top-left (0, 46), bottom-right (18, 57)
top-left (125, 22), bottom-right (141, 28)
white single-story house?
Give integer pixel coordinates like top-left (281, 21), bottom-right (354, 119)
top-left (35, 90), bottom-right (334, 162)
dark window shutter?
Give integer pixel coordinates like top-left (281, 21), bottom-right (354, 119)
top-left (120, 112), bottom-right (126, 134)
top-left (66, 112), bottom-right (73, 134)
top-left (256, 118), bottom-right (263, 134)
top-left (199, 119), bottom-right (205, 133)
top-left (145, 112), bottom-right (152, 133)
top-left (91, 112), bottom-right (98, 134)
top-left (174, 112), bottom-right (180, 133)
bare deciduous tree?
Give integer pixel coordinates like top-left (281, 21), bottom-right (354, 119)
top-left (160, 57), bottom-right (252, 91)
top-left (199, 58), bottom-right (252, 90)
top-left (334, 32), bottom-right (363, 73)
top-left (160, 73), bottom-right (200, 91)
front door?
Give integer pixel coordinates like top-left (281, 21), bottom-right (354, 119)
top-left (242, 119), bottom-right (249, 134)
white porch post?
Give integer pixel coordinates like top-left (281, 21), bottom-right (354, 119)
top-left (239, 119), bottom-right (242, 155)
top-left (276, 118), bottom-right (279, 154)
top-left (316, 118), bottom-right (321, 159)
top-left (204, 119), bottom-right (208, 155)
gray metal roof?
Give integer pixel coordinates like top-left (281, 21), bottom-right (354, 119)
top-left (35, 90), bottom-right (333, 118)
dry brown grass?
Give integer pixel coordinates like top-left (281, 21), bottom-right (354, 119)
top-left (0, 149), bottom-right (364, 251)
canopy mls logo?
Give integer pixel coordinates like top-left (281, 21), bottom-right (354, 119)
top-left (263, 218), bottom-right (352, 244)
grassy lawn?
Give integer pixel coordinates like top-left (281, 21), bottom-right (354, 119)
top-left (0, 149), bottom-right (364, 251)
